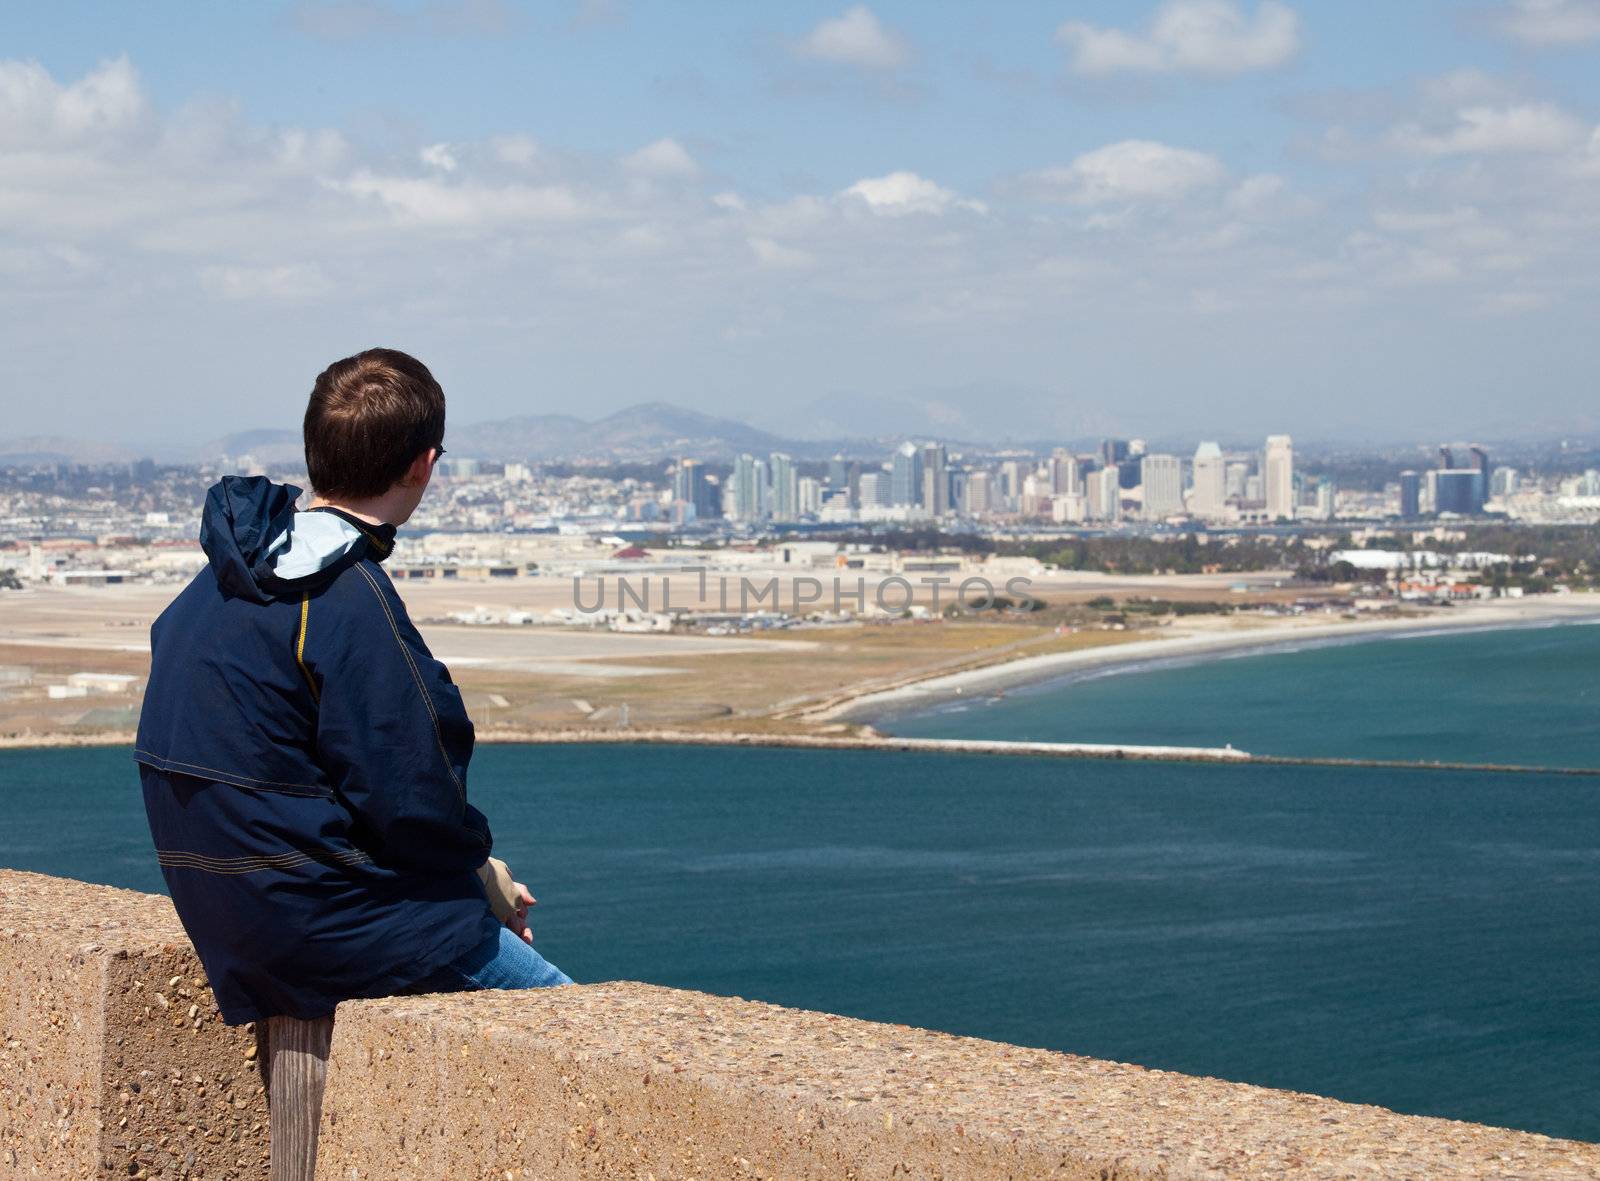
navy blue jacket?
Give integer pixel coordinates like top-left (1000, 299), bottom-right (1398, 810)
top-left (136, 476), bottom-right (495, 1023)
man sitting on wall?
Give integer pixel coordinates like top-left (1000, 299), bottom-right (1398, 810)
top-left (135, 348), bottom-right (569, 1026)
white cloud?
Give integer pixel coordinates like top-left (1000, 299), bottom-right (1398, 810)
top-left (1025, 140), bottom-right (1227, 204)
top-left (0, 56), bottom-right (147, 146)
top-left (276, 128), bottom-right (348, 171)
top-left (840, 171), bottom-right (985, 215)
top-left (1057, 0), bottom-right (1300, 77)
top-left (5, 55), bottom-right (1600, 446)
top-left (795, 6), bottom-right (910, 71)
top-left (1390, 103), bottom-right (1589, 155)
top-left (1225, 173), bottom-right (1285, 212)
top-left (623, 136), bottom-right (698, 178)
top-left (331, 171), bottom-right (584, 225)
top-left (419, 142), bottom-right (458, 171)
top-left (491, 135), bottom-right (539, 167)
top-left (748, 237), bottom-right (816, 269)
top-left (1495, 0), bottom-right (1600, 45)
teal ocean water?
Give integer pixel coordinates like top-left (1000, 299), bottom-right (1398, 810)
top-left (2, 739), bottom-right (1597, 1142)
top-left (885, 620), bottom-right (1600, 768)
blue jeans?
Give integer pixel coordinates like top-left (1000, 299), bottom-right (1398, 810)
top-left (406, 915), bottom-right (572, 994)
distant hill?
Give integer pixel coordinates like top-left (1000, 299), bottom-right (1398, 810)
top-left (0, 436), bottom-right (137, 466)
top-left (448, 402), bottom-right (796, 461)
top-left (204, 429), bottom-right (303, 465)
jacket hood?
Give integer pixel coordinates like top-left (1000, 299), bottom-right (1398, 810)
top-left (201, 476), bottom-right (387, 603)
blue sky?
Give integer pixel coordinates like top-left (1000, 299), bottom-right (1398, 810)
top-left (3, 1), bottom-right (1598, 449)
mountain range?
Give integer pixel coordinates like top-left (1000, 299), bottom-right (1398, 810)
top-left (5, 396), bottom-right (1593, 468)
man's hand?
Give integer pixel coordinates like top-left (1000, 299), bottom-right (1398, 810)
top-left (506, 881), bottom-right (537, 945)
top-left (477, 857), bottom-right (537, 942)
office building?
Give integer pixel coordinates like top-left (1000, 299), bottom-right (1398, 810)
top-left (1086, 465), bottom-right (1121, 521)
top-left (1398, 470), bottom-right (1422, 518)
top-left (731, 454), bottom-right (769, 522)
top-left (672, 459), bottom-right (720, 520)
top-left (1140, 454), bottom-right (1183, 519)
top-left (1264, 434), bottom-right (1294, 520)
top-left (1435, 469), bottom-right (1485, 515)
top-left (769, 452), bottom-right (798, 521)
top-left (1049, 450), bottom-right (1080, 498)
top-left (964, 470), bottom-right (995, 516)
top-left (891, 442), bottom-right (923, 507)
top-left (921, 443), bottom-right (949, 516)
top-left (1191, 442), bottom-right (1227, 517)
top-left (797, 475), bottom-right (822, 517)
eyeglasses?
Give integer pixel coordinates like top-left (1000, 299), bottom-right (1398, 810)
top-left (435, 446), bottom-right (448, 460)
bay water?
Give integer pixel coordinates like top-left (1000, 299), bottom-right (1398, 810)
top-left (2, 736), bottom-right (1596, 1141)
top-left (885, 620), bottom-right (1600, 768)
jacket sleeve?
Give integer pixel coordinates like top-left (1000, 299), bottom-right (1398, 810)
top-left (308, 563), bottom-right (492, 874)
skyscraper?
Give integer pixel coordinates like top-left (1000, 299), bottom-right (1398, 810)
top-left (1312, 479), bottom-right (1335, 520)
top-left (1191, 442), bottom-right (1226, 517)
top-left (769, 452), bottom-right (798, 521)
top-left (1140, 454), bottom-right (1183, 519)
top-left (1086, 465), bottom-right (1121, 521)
top-left (1264, 435), bottom-right (1294, 521)
top-left (827, 453), bottom-right (848, 491)
top-left (1398, 470), bottom-right (1422, 518)
top-left (797, 475), bottom-right (822, 516)
top-left (731, 454), bottom-right (769, 522)
top-left (921, 443), bottom-right (949, 516)
top-left (1049, 449), bottom-right (1080, 497)
top-left (964, 470), bottom-right (994, 515)
top-left (1434, 470), bottom-right (1483, 514)
top-left (891, 442), bottom-right (922, 507)
top-left (672, 459), bottom-right (720, 520)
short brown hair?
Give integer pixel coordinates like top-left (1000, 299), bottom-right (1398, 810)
top-left (304, 348), bottom-right (446, 500)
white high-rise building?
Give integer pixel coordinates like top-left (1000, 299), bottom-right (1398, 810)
top-left (1265, 435), bottom-right (1295, 520)
top-left (769, 453), bottom-right (798, 520)
top-left (1191, 442), bottom-right (1227, 518)
top-left (1049, 450), bottom-right (1080, 498)
top-left (1224, 461), bottom-right (1250, 500)
top-left (1141, 454), bottom-right (1183, 520)
top-left (998, 459), bottom-right (1027, 509)
top-left (731, 454), bottom-right (770, 522)
top-left (1312, 479), bottom-right (1335, 520)
top-left (797, 475), bottom-right (822, 516)
top-left (964, 470), bottom-right (995, 516)
top-left (1086, 465), bottom-right (1121, 521)
top-left (858, 471), bottom-right (888, 507)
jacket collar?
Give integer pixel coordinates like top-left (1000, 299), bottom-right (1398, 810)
top-left (307, 506), bottom-right (397, 563)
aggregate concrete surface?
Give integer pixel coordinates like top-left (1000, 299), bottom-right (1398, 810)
top-left (1, 870), bottom-right (269, 1179)
top-left (319, 982), bottom-right (1600, 1180)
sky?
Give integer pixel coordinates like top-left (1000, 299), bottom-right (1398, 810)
top-left (2, 0), bottom-right (1598, 450)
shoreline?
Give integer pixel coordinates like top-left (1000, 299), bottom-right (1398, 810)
top-left (6, 725), bottom-right (1600, 777)
top-left (5, 594), bottom-right (1599, 756)
top-left (823, 594), bottom-right (1600, 726)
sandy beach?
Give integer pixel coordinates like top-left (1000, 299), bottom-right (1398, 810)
top-left (4, 578), bottom-right (1598, 750)
top-left (826, 594), bottom-right (1600, 725)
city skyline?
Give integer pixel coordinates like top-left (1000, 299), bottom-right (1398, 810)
top-left (3, 2), bottom-right (1599, 448)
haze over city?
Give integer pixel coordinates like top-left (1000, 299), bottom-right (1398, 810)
top-left (3, 0), bottom-right (1599, 452)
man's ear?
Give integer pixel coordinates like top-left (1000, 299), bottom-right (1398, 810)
top-left (402, 448), bottom-right (435, 488)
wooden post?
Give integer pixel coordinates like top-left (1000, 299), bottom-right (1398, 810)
top-left (266, 1014), bottom-right (335, 1181)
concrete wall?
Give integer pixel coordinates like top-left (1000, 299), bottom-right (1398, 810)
top-left (0, 871), bottom-right (269, 1179)
top-left (5, 870), bottom-right (1600, 1180)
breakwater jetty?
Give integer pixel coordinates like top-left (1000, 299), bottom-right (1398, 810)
top-left (500, 728), bottom-right (1600, 777)
top-left (4, 869), bottom-right (1599, 1179)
